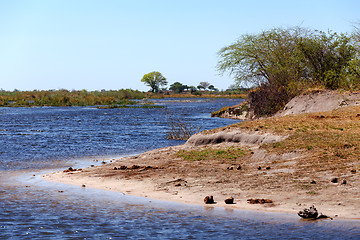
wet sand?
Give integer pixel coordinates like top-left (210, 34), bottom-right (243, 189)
top-left (44, 91), bottom-right (360, 219)
top-left (44, 139), bottom-right (360, 220)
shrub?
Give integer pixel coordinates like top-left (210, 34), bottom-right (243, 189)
top-left (218, 26), bottom-right (360, 116)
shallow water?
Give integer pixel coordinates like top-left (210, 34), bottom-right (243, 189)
top-left (1, 98), bottom-right (359, 239)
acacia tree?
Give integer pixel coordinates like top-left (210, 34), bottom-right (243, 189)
top-left (141, 71), bottom-right (167, 93)
top-left (218, 27), bottom-right (308, 90)
top-left (217, 27), bottom-right (308, 115)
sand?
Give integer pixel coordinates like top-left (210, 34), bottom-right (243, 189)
top-left (44, 137), bottom-right (360, 220)
top-left (43, 90), bottom-right (360, 220)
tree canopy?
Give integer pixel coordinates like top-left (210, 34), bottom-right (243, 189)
top-left (141, 71), bottom-right (167, 93)
top-left (169, 82), bottom-right (188, 93)
top-left (198, 81), bottom-right (211, 90)
top-left (217, 26), bottom-right (360, 116)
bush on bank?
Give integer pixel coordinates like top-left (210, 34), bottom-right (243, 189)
top-left (217, 26), bottom-right (360, 116)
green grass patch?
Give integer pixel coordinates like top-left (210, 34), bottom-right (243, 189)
top-left (177, 146), bottom-right (250, 162)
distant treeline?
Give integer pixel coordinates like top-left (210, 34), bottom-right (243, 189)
top-left (0, 89), bottom-right (145, 107)
top-left (0, 88), bottom-right (248, 107)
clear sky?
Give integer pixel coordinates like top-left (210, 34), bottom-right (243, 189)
top-left (0, 0), bottom-right (359, 91)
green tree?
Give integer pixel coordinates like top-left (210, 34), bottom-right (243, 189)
top-left (141, 71), bottom-right (167, 93)
top-left (298, 31), bottom-right (358, 89)
top-left (169, 82), bottom-right (187, 93)
top-left (208, 85), bottom-right (217, 91)
top-left (218, 27), bottom-right (307, 90)
top-left (218, 26), bottom-right (359, 116)
top-left (189, 86), bottom-right (197, 94)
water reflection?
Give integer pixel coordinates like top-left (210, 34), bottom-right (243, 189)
top-left (1, 99), bottom-right (359, 239)
top-left (0, 170), bottom-right (358, 239)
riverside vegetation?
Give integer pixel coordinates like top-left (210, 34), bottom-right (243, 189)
top-left (0, 89), bottom-right (247, 107)
top-left (41, 25), bottom-right (360, 219)
top-left (0, 89), bottom-right (145, 107)
top-left (217, 26), bottom-right (360, 117)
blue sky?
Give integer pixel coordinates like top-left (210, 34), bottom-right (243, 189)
top-left (0, 0), bottom-right (359, 91)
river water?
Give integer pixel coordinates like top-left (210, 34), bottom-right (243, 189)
top-left (0, 98), bottom-right (359, 239)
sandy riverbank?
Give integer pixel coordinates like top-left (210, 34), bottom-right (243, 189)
top-left (43, 137), bottom-right (360, 219)
top-left (43, 90), bottom-right (360, 219)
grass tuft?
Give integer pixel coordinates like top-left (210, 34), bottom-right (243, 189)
top-left (177, 146), bottom-right (250, 162)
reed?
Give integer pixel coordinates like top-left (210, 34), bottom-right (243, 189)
top-left (0, 89), bottom-right (146, 107)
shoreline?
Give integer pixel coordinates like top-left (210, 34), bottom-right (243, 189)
top-left (43, 142), bottom-right (360, 220)
top-left (42, 91), bottom-right (360, 220)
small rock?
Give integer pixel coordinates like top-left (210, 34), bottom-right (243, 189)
top-left (224, 196), bottom-right (234, 204)
top-left (331, 178), bottom-right (338, 183)
top-left (63, 167), bottom-right (77, 172)
top-left (130, 165), bottom-right (140, 169)
top-left (247, 198), bottom-right (273, 204)
top-left (310, 180), bottom-right (317, 184)
top-left (266, 166), bottom-right (271, 170)
top-left (175, 183), bottom-right (181, 187)
top-left (204, 196), bottom-right (215, 204)
top-left (257, 166), bottom-right (262, 170)
top-left (82, 184), bottom-right (86, 188)
top-left (298, 205), bottom-right (318, 219)
top-left (227, 166), bottom-right (234, 170)
top-left (119, 165), bottom-right (127, 170)
top-left (236, 166), bottom-right (242, 170)
top-left (114, 167), bottom-right (118, 170)
top-left (298, 205), bottom-right (329, 219)
top-left (342, 180), bottom-right (347, 185)
top-left (350, 169), bottom-right (356, 173)
top-left (317, 213), bottom-right (329, 219)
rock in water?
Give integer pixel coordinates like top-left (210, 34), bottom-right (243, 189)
top-left (204, 196), bottom-right (215, 204)
top-left (224, 196), bottom-right (234, 204)
top-left (298, 205), bottom-right (319, 219)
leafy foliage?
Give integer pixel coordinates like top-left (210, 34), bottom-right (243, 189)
top-left (141, 71), bottom-right (167, 93)
top-left (169, 82), bottom-right (188, 93)
top-left (218, 26), bottom-right (360, 116)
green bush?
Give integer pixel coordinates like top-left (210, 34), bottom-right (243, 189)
top-left (218, 26), bottom-right (360, 116)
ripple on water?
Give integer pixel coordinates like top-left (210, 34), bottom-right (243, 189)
top-left (1, 100), bottom-right (360, 239)
top-left (0, 171), bottom-right (359, 239)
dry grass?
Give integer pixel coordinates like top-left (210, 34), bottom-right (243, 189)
top-left (211, 105), bottom-right (360, 176)
top-left (60, 105), bottom-right (360, 218)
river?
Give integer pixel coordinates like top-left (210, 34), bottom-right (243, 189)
top-left (0, 98), bottom-right (359, 239)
